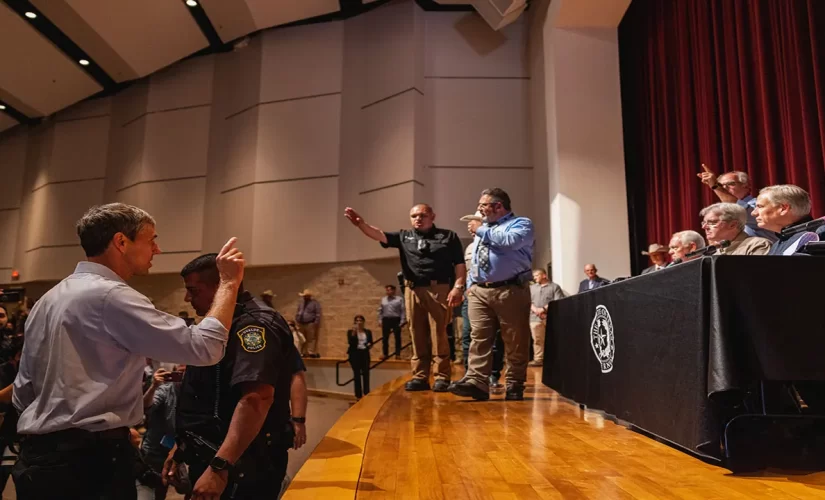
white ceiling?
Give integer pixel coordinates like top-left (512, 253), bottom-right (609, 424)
top-left (0, 0), bottom-right (393, 130)
top-left (0, 0), bottom-right (628, 131)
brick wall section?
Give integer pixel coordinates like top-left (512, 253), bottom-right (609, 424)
top-left (9, 257), bottom-right (410, 360)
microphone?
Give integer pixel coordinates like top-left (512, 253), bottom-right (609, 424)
top-left (677, 239), bottom-right (732, 263)
top-left (780, 217), bottom-right (825, 238)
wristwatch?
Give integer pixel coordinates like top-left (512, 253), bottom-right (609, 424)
top-left (291, 416), bottom-right (306, 424)
top-left (711, 183), bottom-right (722, 190)
top-left (453, 284), bottom-right (465, 290)
top-left (209, 455), bottom-right (235, 474)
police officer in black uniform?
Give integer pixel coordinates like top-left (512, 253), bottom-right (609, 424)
top-left (164, 254), bottom-right (303, 499)
top-left (344, 204), bottom-right (466, 392)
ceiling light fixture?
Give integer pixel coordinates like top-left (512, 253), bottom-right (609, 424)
top-left (79, 59), bottom-right (90, 66)
top-left (186, 0), bottom-right (198, 6)
top-left (24, 11), bottom-right (37, 19)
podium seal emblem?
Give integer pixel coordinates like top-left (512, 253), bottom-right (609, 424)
top-left (590, 305), bottom-right (614, 373)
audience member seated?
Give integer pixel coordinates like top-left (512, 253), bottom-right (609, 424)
top-left (752, 185), bottom-right (819, 255)
top-left (577, 264), bottom-right (610, 293)
top-left (668, 230), bottom-right (706, 264)
top-left (700, 203), bottom-right (771, 256)
top-left (640, 244), bottom-right (669, 274)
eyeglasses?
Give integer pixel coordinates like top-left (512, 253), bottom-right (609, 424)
top-left (478, 202), bottom-right (499, 209)
top-left (701, 219), bottom-right (729, 228)
top-left (719, 181), bottom-right (740, 188)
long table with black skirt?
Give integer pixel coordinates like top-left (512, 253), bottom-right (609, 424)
top-left (542, 256), bottom-right (825, 459)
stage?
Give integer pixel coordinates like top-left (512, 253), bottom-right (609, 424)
top-left (283, 368), bottom-right (825, 499)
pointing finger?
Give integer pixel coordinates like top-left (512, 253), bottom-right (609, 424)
top-left (219, 237), bottom-right (238, 257)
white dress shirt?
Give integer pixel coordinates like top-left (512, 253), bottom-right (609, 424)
top-left (14, 261), bottom-right (229, 434)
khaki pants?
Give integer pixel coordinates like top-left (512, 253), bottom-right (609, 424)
top-left (466, 283), bottom-right (530, 391)
top-left (405, 283), bottom-right (452, 381)
top-left (530, 321), bottom-right (546, 362)
top-left (298, 322), bottom-right (318, 356)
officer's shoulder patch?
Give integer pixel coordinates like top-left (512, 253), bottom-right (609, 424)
top-left (237, 325), bottom-right (266, 353)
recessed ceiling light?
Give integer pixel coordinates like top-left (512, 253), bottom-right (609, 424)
top-left (0, 104), bottom-right (6, 110)
top-left (79, 59), bottom-right (90, 66)
top-left (186, 0), bottom-right (198, 6)
top-left (24, 11), bottom-right (37, 19)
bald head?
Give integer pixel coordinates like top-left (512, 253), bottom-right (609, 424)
top-left (584, 264), bottom-right (598, 280)
top-left (409, 204), bottom-right (435, 231)
top-left (412, 204), bottom-right (433, 214)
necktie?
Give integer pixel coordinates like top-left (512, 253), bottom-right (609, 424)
top-left (477, 242), bottom-right (491, 273)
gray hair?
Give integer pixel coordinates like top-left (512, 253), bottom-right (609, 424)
top-left (699, 203), bottom-right (746, 231)
top-left (759, 184), bottom-right (811, 217)
top-left (673, 230), bottom-right (706, 250)
top-left (720, 171), bottom-right (750, 185)
top-left (76, 203), bottom-right (156, 257)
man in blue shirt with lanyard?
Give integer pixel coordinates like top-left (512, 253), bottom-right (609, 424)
top-left (449, 188), bottom-right (534, 401)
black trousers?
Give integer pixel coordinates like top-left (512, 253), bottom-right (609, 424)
top-left (381, 317), bottom-right (402, 358)
top-left (12, 428), bottom-right (135, 500)
top-left (188, 446), bottom-right (288, 500)
top-left (350, 350), bottom-right (371, 398)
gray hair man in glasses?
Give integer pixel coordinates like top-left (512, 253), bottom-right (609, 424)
top-left (699, 203), bottom-right (771, 256)
top-left (697, 165), bottom-right (776, 241)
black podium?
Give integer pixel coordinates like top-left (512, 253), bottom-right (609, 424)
top-left (542, 256), bottom-right (825, 469)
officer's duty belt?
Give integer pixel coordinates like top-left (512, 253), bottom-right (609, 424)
top-left (405, 279), bottom-right (450, 289)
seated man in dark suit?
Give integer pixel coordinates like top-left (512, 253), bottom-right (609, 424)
top-left (577, 264), bottom-right (610, 293)
top-left (752, 184), bottom-right (820, 255)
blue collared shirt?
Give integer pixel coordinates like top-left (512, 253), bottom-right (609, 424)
top-left (14, 261), bottom-right (229, 434)
top-left (738, 195), bottom-right (778, 242)
top-left (468, 212), bottom-right (534, 286)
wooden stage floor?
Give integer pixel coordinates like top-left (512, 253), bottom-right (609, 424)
top-left (354, 369), bottom-right (825, 500)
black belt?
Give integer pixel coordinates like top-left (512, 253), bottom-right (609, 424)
top-left (474, 277), bottom-right (522, 289)
top-left (405, 279), bottom-right (450, 289)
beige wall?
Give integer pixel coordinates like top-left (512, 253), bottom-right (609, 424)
top-left (0, 0), bottom-right (634, 334)
top-left (0, 0), bottom-right (534, 285)
top-left (528, 0), bottom-right (631, 293)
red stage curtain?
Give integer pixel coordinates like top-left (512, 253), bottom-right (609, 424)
top-left (619, 0), bottom-right (825, 269)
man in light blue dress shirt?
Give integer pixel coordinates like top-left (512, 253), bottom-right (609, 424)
top-left (12, 203), bottom-right (246, 500)
top-left (449, 188), bottom-right (534, 402)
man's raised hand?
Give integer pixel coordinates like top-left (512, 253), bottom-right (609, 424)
top-left (217, 237), bottom-right (245, 285)
top-left (697, 163), bottom-right (717, 187)
top-left (344, 207), bottom-right (363, 227)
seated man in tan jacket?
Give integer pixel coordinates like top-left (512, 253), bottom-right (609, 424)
top-left (700, 202), bottom-right (771, 255)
